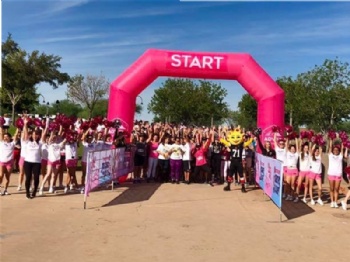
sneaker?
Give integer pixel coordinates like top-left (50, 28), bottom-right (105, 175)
top-left (38, 189), bottom-right (43, 196)
top-left (334, 202), bottom-right (339, 208)
top-left (286, 195), bottom-right (293, 201)
top-left (2, 190), bottom-right (10, 196)
top-left (209, 182), bottom-right (214, 187)
top-left (26, 195), bottom-right (32, 199)
top-left (330, 202), bottom-right (335, 208)
top-left (317, 198), bottom-right (324, 206)
top-left (310, 199), bottom-right (316, 205)
top-left (80, 188), bottom-right (84, 194)
top-left (223, 185), bottom-right (231, 191)
top-left (48, 187), bottom-right (54, 194)
top-left (64, 187), bottom-right (68, 194)
top-left (69, 184), bottom-right (73, 190)
top-left (241, 187), bottom-right (247, 193)
top-left (302, 198), bottom-right (307, 204)
top-left (17, 186), bottom-right (22, 191)
top-left (341, 200), bottom-right (347, 211)
top-left (293, 197), bottom-right (299, 203)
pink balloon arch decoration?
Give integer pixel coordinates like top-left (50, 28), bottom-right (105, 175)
top-left (107, 49), bottom-right (285, 143)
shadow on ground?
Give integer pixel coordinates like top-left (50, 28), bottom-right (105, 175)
top-left (102, 182), bottom-right (162, 207)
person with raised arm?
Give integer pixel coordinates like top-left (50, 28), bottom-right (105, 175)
top-left (328, 137), bottom-right (347, 208)
top-left (0, 126), bottom-right (19, 195)
top-left (192, 130), bottom-right (214, 186)
top-left (284, 137), bottom-right (299, 202)
top-left (80, 128), bottom-right (96, 191)
top-left (22, 117), bottom-right (48, 199)
top-left (274, 132), bottom-right (288, 198)
top-left (39, 121), bottom-right (65, 195)
top-left (256, 130), bottom-right (276, 158)
top-left (308, 144), bottom-right (324, 206)
top-left (296, 139), bottom-right (311, 203)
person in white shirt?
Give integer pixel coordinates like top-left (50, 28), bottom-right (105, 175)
top-left (284, 138), bottom-right (299, 202)
top-left (328, 139), bottom-right (347, 208)
top-left (156, 136), bottom-right (171, 183)
top-left (0, 127), bottom-right (19, 195)
top-left (39, 129), bottom-right (65, 195)
top-left (308, 144), bottom-right (324, 206)
top-left (274, 133), bottom-right (288, 198)
top-left (22, 117), bottom-right (47, 199)
top-left (296, 141), bottom-right (311, 203)
top-left (81, 129), bottom-right (96, 191)
top-left (181, 137), bottom-right (192, 184)
top-left (169, 137), bottom-right (184, 184)
top-left (64, 133), bottom-right (79, 193)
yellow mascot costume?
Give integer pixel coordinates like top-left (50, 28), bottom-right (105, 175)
top-left (220, 127), bottom-right (253, 192)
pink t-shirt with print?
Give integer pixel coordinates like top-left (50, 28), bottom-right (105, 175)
top-left (149, 142), bottom-right (159, 158)
top-left (194, 148), bottom-right (208, 166)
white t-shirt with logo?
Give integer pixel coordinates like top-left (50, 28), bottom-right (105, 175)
top-left (48, 142), bottom-right (64, 162)
top-left (310, 155), bottom-right (322, 174)
top-left (328, 153), bottom-right (343, 176)
top-left (0, 141), bottom-right (15, 162)
top-left (275, 147), bottom-right (287, 166)
top-left (286, 152), bottom-right (298, 168)
top-left (65, 143), bottom-right (78, 160)
top-left (23, 140), bottom-right (42, 163)
top-left (299, 153), bottom-right (310, 172)
top-left (169, 144), bottom-right (183, 160)
top-left (181, 143), bottom-right (192, 161)
top-left (157, 143), bottom-right (171, 160)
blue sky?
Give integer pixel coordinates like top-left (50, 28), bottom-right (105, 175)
top-left (2, 0), bottom-right (350, 120)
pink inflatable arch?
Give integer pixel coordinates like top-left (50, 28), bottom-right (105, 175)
top-left (108, 49), bottom-right (284, 142)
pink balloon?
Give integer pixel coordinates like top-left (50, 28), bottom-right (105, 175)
top-left (107, 49), bottom-right (285, 146)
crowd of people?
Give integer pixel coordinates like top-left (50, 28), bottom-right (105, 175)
top-left (1, 115), bottom-right (350, 211)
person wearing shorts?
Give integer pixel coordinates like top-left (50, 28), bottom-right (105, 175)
top-left (309, 144), bottom-right (324, 206)
top-left (297, 141), bottom-right (311, 203)
top-left (0, 127), bottom-right (18, 195)
top-left (328, 139), bottom-right (348, 208)
top-left (284, 138), bottom-right (299, 202)
top-left (39, 130), bottom-right (64, 195)
top-left (181, 137), bottom-right (192, 184)
top-left (64, 138), bottom-right (79, 193)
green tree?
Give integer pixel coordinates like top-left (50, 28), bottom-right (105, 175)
top-left (52, 99), bottom-right (83, 116)
top-left (1, 34), bottom-right (70, 122)
top-left (148, 79), bottom-right (229, 125)
top-left (229, 94), bottom-right (257, 129)
top-left (66, 73), bottom-right (109, 118)
top-left (297, 59), bottom-right (350, 131)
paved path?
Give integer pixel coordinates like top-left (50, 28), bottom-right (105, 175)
top-left (1, 173), bottom-right (350, 262)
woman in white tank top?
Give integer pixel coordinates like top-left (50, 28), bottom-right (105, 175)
top-left (328, 139), bottom-right (347, 208)
top-left (308, 144), bottom-right (324, 206)
top-left (296, 141), bottom-right (311, 203)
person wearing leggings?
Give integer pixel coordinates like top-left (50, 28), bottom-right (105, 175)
top-left (22, 117), bottom-right (47, 199)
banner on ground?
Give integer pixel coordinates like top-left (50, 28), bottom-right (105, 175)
top-left (85, 147), bottom-right (136, 197)
top-left (255, 153), bottom-right (283, 208)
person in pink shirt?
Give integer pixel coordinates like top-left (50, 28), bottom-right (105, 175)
top-left (191, 131), bottom-right (213, 186)
top-left (146, 134), bottom-right (159, 182)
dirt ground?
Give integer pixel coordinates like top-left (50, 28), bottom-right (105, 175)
top-left (1, 172), bottom-right (350, 262)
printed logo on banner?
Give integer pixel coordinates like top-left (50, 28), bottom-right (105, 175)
top-left (264, 160), bottom-right (273, 198)
top-left (255, 153), bottom-right (283, 209)
top-left (271, 165), bottom-right (283, 208)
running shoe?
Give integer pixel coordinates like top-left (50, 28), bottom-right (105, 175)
top-left (341, 200), bottom-right (347, 211)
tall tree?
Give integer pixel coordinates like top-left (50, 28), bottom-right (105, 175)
top-left (297, 59), bottom-right (350, 131)
top-left (148, 79), bottom-right (229, 125)
top-left (231, 94), bottom-right (257, 129)
top-left (66, 74), bottom-right (109, 118)
top-left (1, 34), bottom-right (70, 122)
